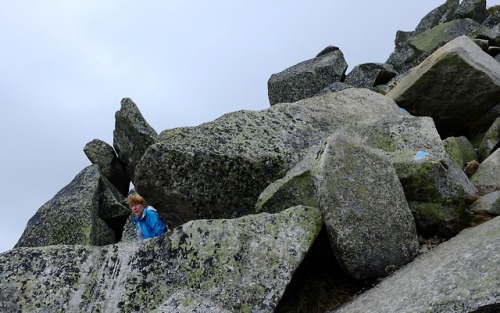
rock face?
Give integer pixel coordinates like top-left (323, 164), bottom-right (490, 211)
top-left (0, 206), bottom-right (322, 312)
top-left (84, 138), bottom-right (130, 196)
top-left (3, 2), bottom-right (500, 312)
top-left (134, 89), bottom-right (401, 227)
top-left (386, 35), bottom-right (500, 138)
top-left (14, 165), bottom-right (126, 247)
top-left (330, 216), bottom-right (500, 313)
top-left (113, 97), bottom-right (158, 181)
top-left (267, 48), bottom-right (348, 105)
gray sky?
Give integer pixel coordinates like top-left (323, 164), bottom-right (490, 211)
top-left (2, 0), bottom-right (498, 253)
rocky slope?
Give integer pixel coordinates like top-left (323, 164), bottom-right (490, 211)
top-left (2, 0), bottom-right (500, 312)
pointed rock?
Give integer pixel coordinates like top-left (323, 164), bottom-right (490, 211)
top-left (113, 97), bottom-right (158, 181)
top-left (1, 206), bottom-right (323, 312)
top-left (267, 48), bottom-right (348, 105)
top-left (84, 138), bottom-right (130, 196)
top-left (15, 165), bottom-right (121, 247)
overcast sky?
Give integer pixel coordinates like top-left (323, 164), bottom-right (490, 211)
top-left (2, 0), bottom-right (499, 253)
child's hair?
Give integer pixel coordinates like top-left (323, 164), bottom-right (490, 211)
top-left (126, 193), bottom-right (147, 206)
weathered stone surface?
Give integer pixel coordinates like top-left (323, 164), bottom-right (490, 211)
top-left (455, 0), bottom-right (488, 23)
top-left (471, 147), bottom-right (500, 194)
top-left (477, 117), bottom-right (500, 161)
top-left (443, 135), bottom-right (477, 168)
top-left (113, 97), bottom-right (158, 181)
top-left (386, 0), bottom-right (460, 72)
top-left (386, 35), bottom-right (500, 137)
top-left (344, 63), bottom-right (398, 89)
top-left (314, 82), bottom-right (353, 96)
top-left (267, 49), bottom-right (348, 105)
top-left (258, 114), bottom-right (477, 238)
top-left (15, 165), bottom-right (117, 247)
top-left (414, 0), bottom-right (459, 35)
top-left (135, 89), bottom-right (401, 227)
top-left (315, 134), bottom-right (419, 279)
top-left (84, 138), bottom-right (130, 196)
top-left (409, 19), bottom-right (488, 55)
top-left (1, 206), bottom-right (323, 312)
top-left (158, 290), bottom-right (231, 313)
top-left (330, 217), bottom-right (500, 313)
top-left (470, 190), bottom-right (500, 215)
top-left (258, 132), bottom-right (419, 280)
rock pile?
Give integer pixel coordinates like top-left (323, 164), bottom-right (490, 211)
top-left (2, 0), bottom-right (499, 312)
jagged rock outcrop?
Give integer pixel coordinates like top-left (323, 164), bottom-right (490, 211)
top-left (3, 2), bottom-right (500, 311)
top-left (267, 48), bottom-right (348, 105)
top-left (1, 206), bottom-right (322, 312)
top-left (84, 138), bottom-right (130, 196)
top-left (113, 97), bottom-right (159, 181)
top-left (470, 190), bottom-right (500, 215)
top-left (330, 216), bottom-right (500, 313)
top-left (15, 165), bottom-right (128, 247)
top-left (386, 35), bottom-right (500, 138)
top-left (259, 132), bottom-right (419, 279)
top-left (471, 147), bottom-right (500, 194)
top-left (443, 135), bottom-right (477, 168)
top-left (134, 89), bottom-right (401, 227)
top-left (477, 117), bottom-right (500, 161)
top-left (344, 63), bottom-right (398, 89)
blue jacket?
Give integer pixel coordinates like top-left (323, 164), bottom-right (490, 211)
top-left (133, 206), bottom-right (167, 239)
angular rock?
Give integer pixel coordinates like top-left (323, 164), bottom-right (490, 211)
top-left (408, 19), bottom-right (488, 56)
top-left (477, 117), bottom-right (500, 161)
top-left (393, 153), bottom-right (478, 236)
top-left (470, 190), bottom-right (500, 215)
top-left (84, 138), bottom-right (130, 196)
top-left (258, 132), bottom-right (419, 280)
top-left (443, 135), bottom-right (477, 168)
top-left (0, 206), bottom-right (323, 312)
top-left (113, 97), bottom-right (158, 181)
top-left (454, 0), bottom-right (488, 23)
top-left (135, 89), bottom-right (402, 227)
top-left (259, 114), bottom-right (477, 238)
top-left (344, 63), bottom-right (398, 89)
top-left (471, 147), bottom-right (500, 194)
top-left (331, 217), bottom-right (500, 313)
top-left (15, 165), bottom-right (119, 247)
top-left (314, 82), bottom-right (353, 96)
top-left (386, 35), bottom-right (500, 137)
top-left (267, 49), bottom-right (348, 105)
top-left (158, 290), bottom-right (231, 313)
top-left (387, 0), bottom-right (460, 72)
top-left (483, 9), bottom-right (500, 45)
top-left (414, 0), bottom-right (459, 35)
top-left (314, 134), bottom-right (419, 279)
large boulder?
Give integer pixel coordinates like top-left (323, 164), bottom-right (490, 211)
top-left (15, 165), bottom-right (127, 247)
top-left (267, 48), bottom-right (348, 105)
top-left (258, 114), bottom-right (478, 238)
top-left (113, 97), bottom-right (158, 182)
top-left (258, 132), bottom-right (419, 279)
top-left (84, 138), bottom-right (130, 196)
top-left (386, 35), bottom-right (500, 138)
top-left (386, 0), bottom-right (460, 72)
top-left (443, 135), bottom-right (477, 168)
top-left (344, 63), bottom-right (397, 89)
top-left (0, 206), bottom-right (323, 312)
top-left (477, 117), bottom-right (500, 161)
top-left (134, 89), bottom-right (402, 227)
top-left (471, 147), bottom-right (500, 194)
top-left (330, 217), bottom-right (500, 313)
